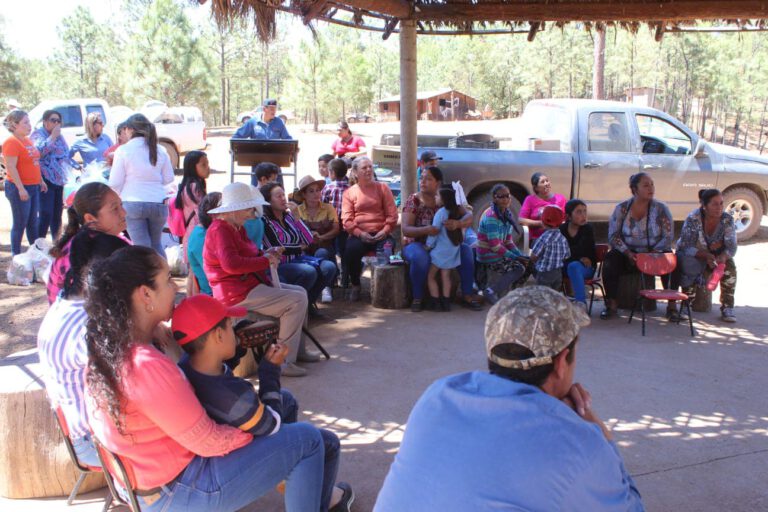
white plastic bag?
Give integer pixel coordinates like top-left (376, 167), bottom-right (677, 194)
top-left (28, 238), bottom-right (54, 283)
top-left (7, 253), bottom-right (34, 286)
top-left (166, 244), bottom-right (188, 276)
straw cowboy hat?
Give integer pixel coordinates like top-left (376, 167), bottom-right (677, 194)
top-left (293, 175), bottom-right (326, 203)
top-left (208, 182), bottom-right (269, 214)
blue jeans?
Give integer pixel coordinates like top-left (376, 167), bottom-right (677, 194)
top-left (4, 181), bottom-right (40, 255)
top-left (139, 422), bottom-right (325, 512)
top-left (280, 390), bottom-right (340, 512)
top-left (279, 260), bottom-right (337, 304)
top-left (566, 261), bottom-right (595, 304)
top-left (72, 433), bottom-right (101, 468)
top-left (123, 201), bottom-right (168, 258)
top-left (38, 179), bottom-right (64, 241)
top-left (403, 242), bottom-right (475, 300)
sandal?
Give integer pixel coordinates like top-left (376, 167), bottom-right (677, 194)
top-left (666, 308), bottom-right (683, 323)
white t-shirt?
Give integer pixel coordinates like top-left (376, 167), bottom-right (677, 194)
top-left (108, 137), bottom-right (175, 203)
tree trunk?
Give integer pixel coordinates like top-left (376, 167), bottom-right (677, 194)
top-left (743, 101), bottom-right (754, 149)
top-left (592, 24), bottom-right (606, 100)
top-left (756, 97), bottom-right (768, 152)
top-left (733, 108), bottom-right (743, 146)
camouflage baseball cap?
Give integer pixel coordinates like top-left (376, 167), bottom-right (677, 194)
top-left (485, 286), bottom-right (590, 370)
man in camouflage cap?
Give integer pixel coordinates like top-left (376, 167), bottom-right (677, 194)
top-left (376, 286), bottom-right (645, 512)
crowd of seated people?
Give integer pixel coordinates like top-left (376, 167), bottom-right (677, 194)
top-left (27, 108), bottom-right (740, 511)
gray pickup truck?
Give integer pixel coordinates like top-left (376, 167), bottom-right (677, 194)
top-left (372, 99), bottom-right (768, 241)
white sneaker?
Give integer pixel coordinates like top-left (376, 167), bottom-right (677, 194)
top-left (282, 362), bottom-right (307, 377)
top-left (321, 286), bottom-right (333, 303)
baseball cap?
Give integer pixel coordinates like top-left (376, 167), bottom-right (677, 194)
top-left (420, 150), bottom-right (442, 163)
top-left (172, 295), bottom-right (247, 346)
top-left (263, 98), bottom-right (278, 107)
top-left (541, 204), bottom-right (565, 228)
top-left (485, 286), bottom-right (590, 370)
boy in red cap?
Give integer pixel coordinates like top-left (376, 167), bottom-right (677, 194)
top-left (172, 294), bottom-right (354, 512)
top-left (530, 204), bottom-right (571, 291)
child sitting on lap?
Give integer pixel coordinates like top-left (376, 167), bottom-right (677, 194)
top-left (425, 185), bottom-right (465, 312)
top-left (530, 205), bottom-right (570, 291)
top-left (172, 295), bottom-right (354, 512)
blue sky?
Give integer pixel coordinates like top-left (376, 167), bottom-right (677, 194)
top-left (2, 0), bottom-right (212, 60)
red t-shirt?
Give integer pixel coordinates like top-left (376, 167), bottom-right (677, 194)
top-left (2, 136), bottom-right (41, 185)
top-left (332, 135), bottom-right (366, 157)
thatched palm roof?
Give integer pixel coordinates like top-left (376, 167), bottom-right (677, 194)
top-left (202, 1), bottom-right (768, 40)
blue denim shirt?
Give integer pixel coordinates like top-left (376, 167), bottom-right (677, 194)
top-left (69, 134), bottom-right (113, 166)
top-left (30, 128), bottom-right (70, 185)
top-left (376, 372), bottom-right (645, 512)
top-left (232, 115), bottom-right (292, 140)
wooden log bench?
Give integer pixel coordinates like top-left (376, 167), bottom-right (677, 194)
top-left (0, 349), bottom-right (105, 499)
top-left (371, 264), bottom-right (411, 309)
top-left (691, 284), bottom-right (713, 313)
top-left (617, 272), bottom-right (657, 311)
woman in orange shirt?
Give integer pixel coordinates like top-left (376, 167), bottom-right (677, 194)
top-left (2, 110), bottom-right (46, 255)
top-left (341, 157), bottom-right (397, 300)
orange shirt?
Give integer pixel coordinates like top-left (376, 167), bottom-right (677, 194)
top-left (341, 182), bottom-right (398, 237)
top-left (2, 136), bottom-right (41, 185)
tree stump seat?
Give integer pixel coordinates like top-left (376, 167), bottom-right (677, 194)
top-left (691, 285), bottom-right (713, 313)
top-left (371, 264), bottom-right (411, 309)
top-left (0, 350), bottom-right (105, 499)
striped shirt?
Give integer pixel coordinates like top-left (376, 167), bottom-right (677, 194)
top-left (532, 228), bottom-right (571, 273)
top-left (178, 356), bottom-right (282, 438)
top-left (477, 206), bottom-right (522, 263)
top-left (321, 178), bottom-right (350, 219)
top-left (37, 297), bottom-right (89, 439)
top-left (261, 212), bottom-right (313, 263)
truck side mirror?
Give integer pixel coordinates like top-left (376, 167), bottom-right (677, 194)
top-left (693, 138), bottom-right (708, 158)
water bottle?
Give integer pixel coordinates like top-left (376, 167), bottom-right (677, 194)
top-left (383, 240), bottom-right (393, 261)
top-left (706, 262), bottom-right (726, 291)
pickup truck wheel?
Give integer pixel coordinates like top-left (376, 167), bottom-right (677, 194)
top-left (470, 190), bottom-right (522, 231)
top-left (723, 187), bottom-right (763, 241)
top-left (160, 141), bottom-right (180, 171)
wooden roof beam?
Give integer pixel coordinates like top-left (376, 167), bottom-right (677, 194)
top-left (414, 1), bottom-right (768, 23)
top-left (341, 0), bottom-right (411, 18)
top-left (302, 1), bottom-right (329, 25)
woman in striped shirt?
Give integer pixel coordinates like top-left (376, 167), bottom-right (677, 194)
top-left (261, 182), bottom-right (338, 316)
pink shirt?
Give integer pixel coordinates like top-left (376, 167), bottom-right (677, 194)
top-left (332, 135), bottom-right (366, 157)
top-left (519, 193), bottom-right (566, 239)
top-left (85, 344), bottom-right (251, 490)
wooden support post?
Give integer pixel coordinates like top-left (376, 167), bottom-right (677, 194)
top-left (399, 19), bottom-right (418, 203)
top-left (593, 23), bottom-right (606, 100)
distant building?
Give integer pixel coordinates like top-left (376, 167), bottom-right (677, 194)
top-left (378, 88), bottom-right (478, 121)
top-left (623, 87), bottom-right (663, 109)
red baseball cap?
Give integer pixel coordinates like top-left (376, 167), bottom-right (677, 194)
top-left (541, 204), bottom-right (565, 228)
top-left (172, 295), bottom-right (247, 346)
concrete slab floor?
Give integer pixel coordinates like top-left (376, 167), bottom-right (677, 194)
top-left (2, 231), bottom-right (767, 512)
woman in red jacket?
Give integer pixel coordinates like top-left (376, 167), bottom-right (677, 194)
top-left (203, 182), bottom-right (313, 378)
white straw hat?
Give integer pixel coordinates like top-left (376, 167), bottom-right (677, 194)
top-left (251, 186), bottom-right (267, 217)
top-left (208, 182), bottom-right (269, 214)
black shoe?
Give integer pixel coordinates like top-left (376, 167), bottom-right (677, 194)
top-left (329, 482), bottom-right (355, 512)
top-left (428, 296), bottom-right (441, 312)
top-left (411, 299), bottom-right (423, 312)
top-left (600, 308), bottom-right (616, 320)
top-left (440, 297), bottom-right (451, 312)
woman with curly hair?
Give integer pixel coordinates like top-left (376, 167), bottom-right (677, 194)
top-left (84, 246), bottom-right (325, 511)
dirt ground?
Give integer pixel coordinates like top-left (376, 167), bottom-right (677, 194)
top-left (2, 123), bottom-right (768, 511)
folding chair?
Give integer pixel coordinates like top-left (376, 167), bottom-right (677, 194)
top-left (628, 253), bottom-right (695, 336)
top-left (53, 407), bottom-right (112, 511)
top-left (586, 243), bottom-right (610, 315)
top-left (93, 438), bottom-right (142, 512)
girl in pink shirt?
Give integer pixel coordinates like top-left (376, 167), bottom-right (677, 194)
top-left (519, 172), bottom-right (567, 240)
top-left (84, 246), bottom-right (325, 511)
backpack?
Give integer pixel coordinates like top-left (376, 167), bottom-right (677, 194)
top-left (167, 199), bottom-right (195, 238)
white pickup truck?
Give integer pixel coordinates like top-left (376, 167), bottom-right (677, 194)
top-left (24, 98), bottom-right (207, 169)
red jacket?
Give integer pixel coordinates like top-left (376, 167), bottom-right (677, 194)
top-left (203, 219), bottom-right (271, 306)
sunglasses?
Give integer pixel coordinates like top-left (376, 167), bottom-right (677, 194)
top-left (93, 121), bottom-right (104, 125)
top-left (48, 118), bottom-right (62, 124)
top-left (494, 193), bottom-right (511, 199)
